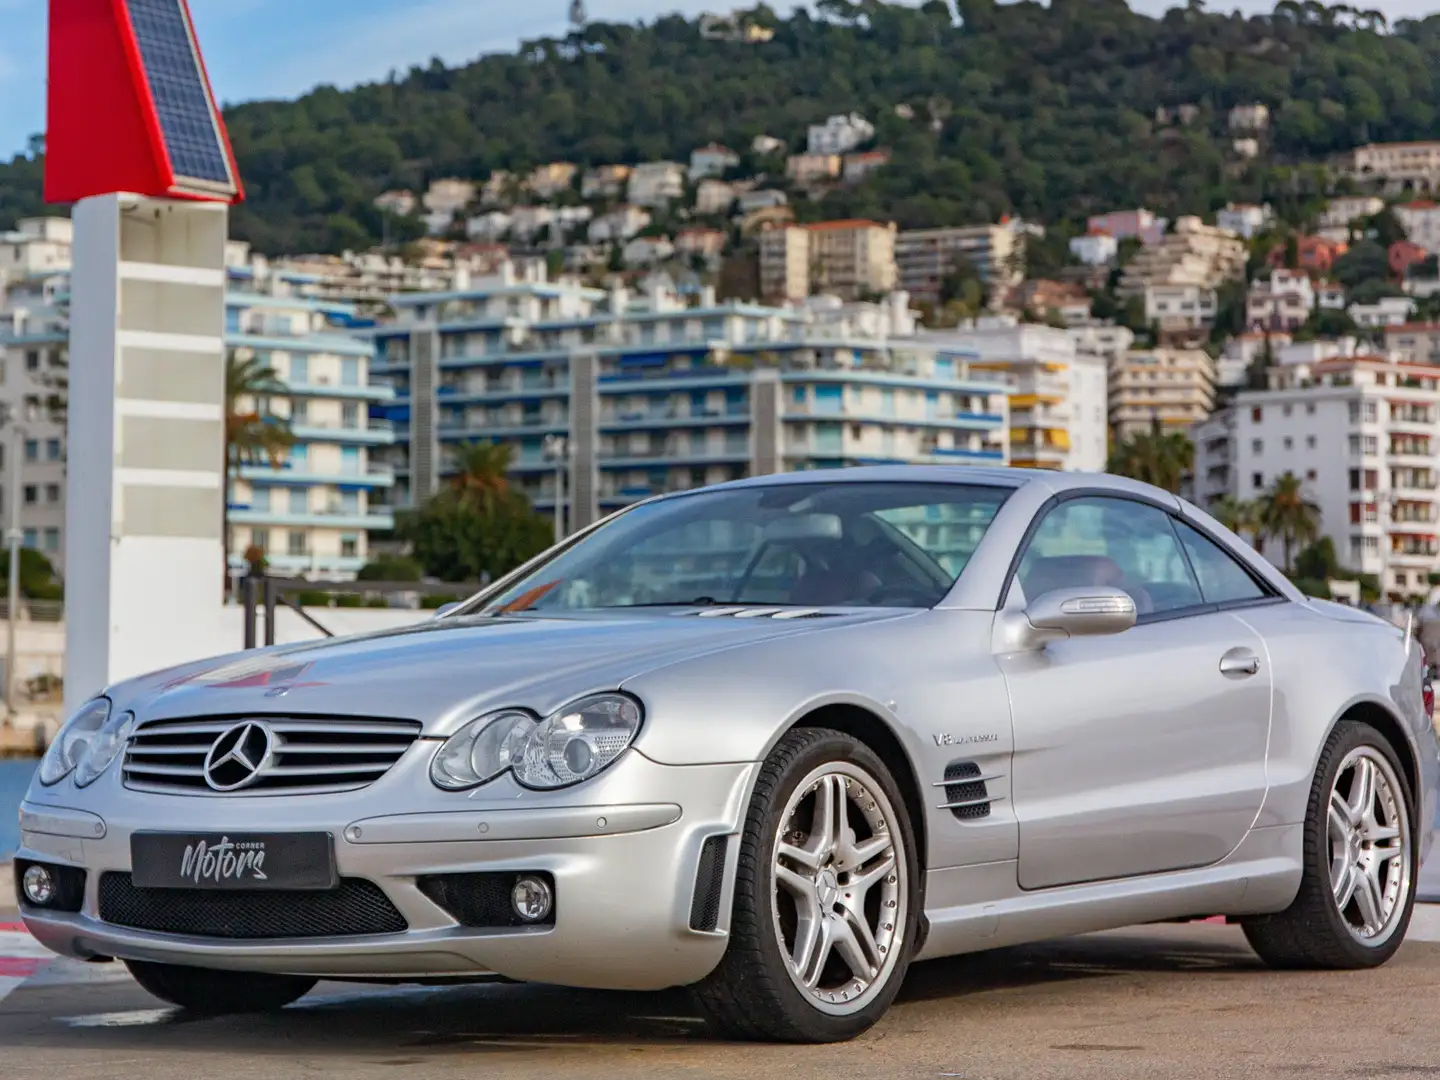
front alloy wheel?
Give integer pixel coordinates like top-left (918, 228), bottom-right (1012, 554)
top-left (1244, 719), bottom-right (1417, 969)
top-left (695, 727), bottom-right (919, 1042)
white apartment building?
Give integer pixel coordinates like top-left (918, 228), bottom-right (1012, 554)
top-left (1318, 195), bottom-right (1385, 241)
top-left (627, 162), bottom-right (686, 208)
top-left (1109, 346), bottom-right (1215, 441)
top-left (1144, 283), bottom-right (1219, 330)
top-left (806, 113), bottom-right (875, 155)
top-left (588, 206), bottom-right (652, 243)
top-left (1215, 202), bottom-right (1272, 239)
top-left (1384, 323), bottom-right (1440, 363)
top-left (760, 221), bottom-right (898, 303)
top-left (0, 218), bottom-right (74, 280)
top-left (696, 179), bottom-right (740, 215)
top-left (689, 144), bottom-right (740, 181)
top-left (1068, 230), bottom-right (1119, 266)
top-left (1069, 322), bottom-right (1135, 368)
top-left (926, 318), bottom-right (1107, 472)
top-left (1396, 199), bottom-right (1440, 254)
top-left (1193, 354), bottom-right (1440, 599)
top-left (1228, 103), bottom-right (1270, 131)
top-left (581, 165), bottom-right (631, 200)
top-left (1350, 297), bottom-right (1417, 329)
top-left (422, 179), bottom-right (476, 218)
top-left (1348, 142), bottom-right (1440, 193)
top-left (1118, 216), bottom-right (1247, 297)
top-left (1246, 269), bottom-right (1315, 332)
top-left (526, 162), bottom-right (578, 199)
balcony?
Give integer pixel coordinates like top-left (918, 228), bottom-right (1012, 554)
top-left (601, 407), bottom-right (749, 431)
top-left (287, 380), bottom-right (396, 402)
top-left (291, 419), bottom-right (395, 445)
top-left (237, 463), bottom-right (396, 489)
top-left (227, 508), bottom-right (396, 530)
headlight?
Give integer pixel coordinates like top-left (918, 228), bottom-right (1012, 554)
top-left (512, 693), bottom-right (643, 790)
top-left (430, 709), bottom-right (534, 791)
top-left (74, 711), bottom-right (136, 788)
top-left (429, 693), bottom-right (643, 792)
top-left (38, 698), bottom-right (112, 786)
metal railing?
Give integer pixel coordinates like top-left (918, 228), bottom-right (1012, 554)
top-left (240, 576), bottom-right (482, 649)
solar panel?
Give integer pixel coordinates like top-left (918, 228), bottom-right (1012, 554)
top-left (124, 0), bottom-right (234, 191)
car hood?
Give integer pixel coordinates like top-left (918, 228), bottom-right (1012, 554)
top-left (111, 609), bottom-right (910, 736)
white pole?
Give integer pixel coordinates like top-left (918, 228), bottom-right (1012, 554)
top-left (555, 444), bottom-right (565, 545)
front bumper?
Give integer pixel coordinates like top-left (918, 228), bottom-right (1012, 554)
top-left (17, 750), bottom-right (757, 991)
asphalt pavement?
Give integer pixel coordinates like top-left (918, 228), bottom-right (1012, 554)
top-left (5, 911), bottom-right (1440, 1079)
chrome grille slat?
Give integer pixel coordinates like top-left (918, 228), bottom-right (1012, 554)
top-left (122, 715), bottom-right (423, 796)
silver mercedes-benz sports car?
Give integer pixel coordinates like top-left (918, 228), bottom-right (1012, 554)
top-left (15, 467), bottom-right (1439, 1042)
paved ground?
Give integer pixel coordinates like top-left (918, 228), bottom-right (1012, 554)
top-left (6, 909), bottom-right (1440, 1079)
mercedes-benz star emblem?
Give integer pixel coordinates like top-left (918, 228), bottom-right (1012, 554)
top-left (202, 721), bottom-right (275, 791)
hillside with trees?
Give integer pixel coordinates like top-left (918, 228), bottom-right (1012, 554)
top-left (4, 1), bottom-right (1440, 252)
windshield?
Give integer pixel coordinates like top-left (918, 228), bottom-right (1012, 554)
top-left (476, 481), bottom-right (1011, 613)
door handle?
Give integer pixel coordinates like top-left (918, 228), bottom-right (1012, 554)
top-left (1219, 652), bottom-right (1260, 677)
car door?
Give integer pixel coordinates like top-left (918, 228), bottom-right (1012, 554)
top-left (995, 494), bottom-right (1275, 891)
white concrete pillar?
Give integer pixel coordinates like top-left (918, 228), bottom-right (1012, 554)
top-left (64, 194), bottom-right (229, 713)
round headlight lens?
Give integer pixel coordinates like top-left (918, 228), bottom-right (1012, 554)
top-left (512, 693), bottom-right (643, 790)
top-left (74, 711), bottom-right (135, 789)
top-left (38, 698), bottom-right (112, 786)
top-left (430, 709), bottom-right (536, 791)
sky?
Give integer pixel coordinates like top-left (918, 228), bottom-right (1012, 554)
top-left (1, 0), bottom-right (1438, 159)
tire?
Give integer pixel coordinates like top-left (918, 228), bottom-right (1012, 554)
top-left (1242, 718), bottom-right (1417, 970)
top-left (694, 727), bottom-right (921, 1043)
top-left (125, 960), bottom-right (317, 1014)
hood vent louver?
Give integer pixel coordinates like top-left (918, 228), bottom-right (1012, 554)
top-left (676, 608), bottom-right (837, 620)
top-left (936, 761), bottom-right (1004, 820)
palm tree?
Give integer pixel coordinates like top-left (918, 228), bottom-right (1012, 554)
top-left (447, 441), bottom-right (514, 510)
top-left (1257, 471), bottom-right (1321, 574)
top-left (225, 351), bottom-right (295, 579)
top-left (1210, 494), bottom-right (1263, 552)
top-left (1106, 423), bottom-right (1194, 495)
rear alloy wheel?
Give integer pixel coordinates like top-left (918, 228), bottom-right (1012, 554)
top-left (125, 960), bottom-right (317, 1014)
top-left (695, 728), bottom-right (919, 1042)
top-left (1243, 720), bottom-right (1416, 969)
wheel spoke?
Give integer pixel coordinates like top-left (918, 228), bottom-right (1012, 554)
top-left (1347, 758), bottom-right (1377, 830)
top-left (832, 908), bottom-right (881, 982)
top-left (850, 852), bottom-right (898, 902)
top-left (1330, 790), bottom-right (1356, 837)
top-left (849, 832), bottom-right (893, 868)
top-left (778, 841), bottom-right (822, 872)
top-left (1373, 841), bottom-right (1406, 865)
top-left (1354, 864), bottom-right (1385, 932)
top-left (776, 863), bottom-right (814, 900)
top-left (1366, 824), bottom-right (1402, 844)
top-left (795, 912), bottom-right (834, 989)
top-left (1333, 860), bottom-right (1358, 909)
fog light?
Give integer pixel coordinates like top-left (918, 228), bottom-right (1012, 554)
top-left (22, 864), bottom-right (55, 906)
top-left (511, 874), bottom-right (553, 922)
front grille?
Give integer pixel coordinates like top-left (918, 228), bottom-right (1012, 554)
top-left (98, 873), bottom-right (408, 939)
top-left (123, 715), bottom-right (423, 795)
top-left (417, 872), bottom-right (556, 928)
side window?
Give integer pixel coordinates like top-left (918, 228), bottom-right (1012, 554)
top-left (1016, 497), bottom-right (1204, 617)
top-left (1173, 520), bottom-right (1268, 605)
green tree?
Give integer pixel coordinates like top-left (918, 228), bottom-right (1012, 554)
top-left (1257, 471), bottom-right (1321, 574)
top-left (225, 352), bottom-right (295, 577)
top-left (1106, 423), bottom-right (1193, 495)
top-left (400, 490), bottom-right (551, 583)
top-left (1209, 494), bottom-right (1263, 551)
top-left (356, 553), bottom-right (423, 582)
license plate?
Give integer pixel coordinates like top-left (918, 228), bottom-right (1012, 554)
top-left (130, 832), bottom-right (337, 891)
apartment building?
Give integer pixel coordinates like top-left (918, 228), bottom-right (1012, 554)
top-left (1246, 269), bottom-right (1315, 332)
top-left (1384, 323), bottom-right (1440, 364)
top-left (1087, 208), bottom-right (1165, 246)
top-left (1117, 216), bottom-right (1247, 297)
top-left (1193, 354), bottom-right (1440, 599)
top-left (925, 318), bottom-right (1107, 472)
top-left (1318, 195), bottom-right (1384, 240)
top-left (1395, 199), bottom-right (1440, 254)
top-left (626, 162), bottom-right (685, 208)
top-left (581, 164), bottom-right (632, 200)
top-left (806, 113), bottom-right (875, 155)
top-left (0, 218), bottom-right (73, 280)
top-left (1108, 346), bottom-right (1215, 441)
top-left (785, 153), bottom-right (842, 186)
top-left (1144, 283), bottom-right (1219, 330)
top-left (689, 144), bottom-right (740, 181)
top-left (894, 223), bottom-right (1028, 304)
top-left (368, 265), bottom-right (1011, 528)
top-left (0, 271), bottom-right (69, 564)
top-left (225, 284), bottom-right (396, 578)
top-left (1215, 202), bottom-right (1272, 239)
top-left (1347, 142), bottom-right (1440, 193)
top-left (526, 162), bottom-right (578, 199)
top-left (759, 221), bottom-right (898, 302)
top-left (1068, 230), bottom-right (1119, 266)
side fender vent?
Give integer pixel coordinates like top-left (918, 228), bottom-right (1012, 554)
top-left (942, 761), bottom-right (993, 820)
top-left (689, 834), bottom-right (729, 932)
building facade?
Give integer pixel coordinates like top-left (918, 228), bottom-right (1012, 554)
top-left (1108, 346), bottom-right (1216, 441)
top-left (760, 221), bottom-right (898, 302)
top-left (895, 223), bottom-right (1027, 304)
top-left (1191, 354), bottom-right (1440, 600)
top-left (369, 266), bottom-right (1011, 527)
top-left (224, 284), bottom-right (396, 579)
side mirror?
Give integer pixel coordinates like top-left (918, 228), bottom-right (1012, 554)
top-left (433, 602), bottom-right (463, 619)
top-left (1018, 586), bottom-right (1136, 649)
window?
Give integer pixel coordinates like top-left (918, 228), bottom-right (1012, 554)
top-left (340, 535), bottom-right (359, 558)
top-left (287, 531), bottom-right (307, 556)
top-left (1306, 403), bottom-right (1316, 415)
top-left (44, 484), bottom-right (58, 503)
top-left (24, 351), bottom-right (38, 372)
top-left (23, 440), bottom-right (37, 463)
top-left (22, 484), bottom-right (36, 505)
top-left (342, 403), bottom-right (359, 428)
top-left (1306, 435), bottom-right (1317, 449)
top-left (1364, 401), bottom-right (1378, 422)
top-left (1174, 521), bottom-right (1266, 605)
top-left (45, 438), bottom-right (60, 461)
top-left (1306, 469), bottom-right (1317, 481)
top-left (1283, 404), bottom-right (1293, 417)
top-left (340, 358), bottom-right (360, 387)
top-left (291, 400), bottom-right (308, 423)
top-left (1251, 407), bottom-right (1263, 422)
top-left (42, 528), bottom-right (58, 553)
top-left (290, 356), bottom-right (309, 384)
top-left (1014, 497), bottom-right (1203, 617)
top-left (1253, 472), bottom-right (1264, 490)
top-left (1283, 436), bottom-right (1293, 450)
top-left (288, 488), bottom-right (308, 514)
top-left (1364, 435), bottom-right (1379, 455)
top-left (1349, 469), bottom-right (1361, 492)
top-left (251, 528), bottom-right (269, 553)
top-left (22, 528), bottom-right (36, 549)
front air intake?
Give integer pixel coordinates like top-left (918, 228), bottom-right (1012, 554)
top-left (943, 761), bottom-right (993, 820)
top-left (689, 835), bottom-right (729, 931)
